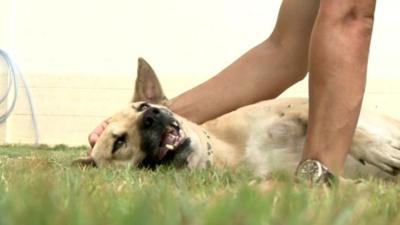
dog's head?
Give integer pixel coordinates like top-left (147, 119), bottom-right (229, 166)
top-left (73, 58), bottom-right (200, 169)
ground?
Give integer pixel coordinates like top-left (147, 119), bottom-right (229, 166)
top-left (0, 145), bottom-right (400, 225)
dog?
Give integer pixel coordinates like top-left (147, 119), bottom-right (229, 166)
top-left (74, 58), bottom-right (400, 180)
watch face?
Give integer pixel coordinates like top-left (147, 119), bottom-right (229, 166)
top-left (297, 160), bottom-right (323, 183)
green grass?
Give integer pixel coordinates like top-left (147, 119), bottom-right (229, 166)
top-left (1, 145), bottom-right (400, 225)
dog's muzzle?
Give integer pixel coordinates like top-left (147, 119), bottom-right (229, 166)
top-left (139, 106), bottom-right (187, 164)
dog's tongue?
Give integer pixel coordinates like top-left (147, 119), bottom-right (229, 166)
top-left (161, 133), bottom-right (177, 147)
top-left (157, 131), bottom-right (179, 161)
top-left (157, 147), bottom-right (169, 161)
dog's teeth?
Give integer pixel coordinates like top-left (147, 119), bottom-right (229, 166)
top-left (165, 144), bottom-right (174, 150)
top-left (172, 121), bottom-right (179, 127)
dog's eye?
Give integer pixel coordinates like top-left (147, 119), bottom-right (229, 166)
top-left (112, 135), bottom-right (126, 154)
top-left (138, 102), bottom-right (150, 112)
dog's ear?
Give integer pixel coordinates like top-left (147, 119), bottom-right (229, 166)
top-left (132, 58), bottom-right (168, 105)
top-left (72, 157), bottom-right (97, 168)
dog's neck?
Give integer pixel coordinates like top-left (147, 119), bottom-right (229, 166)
top-left (202, 129), bottom-right (240, 169)
top-left (178, 118), bottom-right (240, 169)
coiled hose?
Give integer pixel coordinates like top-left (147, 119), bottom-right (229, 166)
top-left (0, 49), bottom-right (39, 145)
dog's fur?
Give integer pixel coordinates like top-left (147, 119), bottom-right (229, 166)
top-left (75, 58), bottom-right (400, 179)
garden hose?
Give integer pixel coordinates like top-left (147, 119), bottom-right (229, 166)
top-left (0, 49), bottom-right (39, 145)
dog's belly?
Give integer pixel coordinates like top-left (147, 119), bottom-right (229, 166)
top-left (243, 113), bottom-right (307, 178)
top-left (204, 98), bottom-right (310, 177)
top-left (203, 98), bottom-right (309, 153)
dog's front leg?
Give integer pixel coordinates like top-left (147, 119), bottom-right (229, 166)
top-left (349, 128), bottom-right (400, 175)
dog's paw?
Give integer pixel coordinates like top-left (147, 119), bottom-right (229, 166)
top-left (72, 157), bottom-right (97, 168)
top-left (389, 139), bottom-right (400, 150)
top-left (360, 143), bottom-right (400, 175)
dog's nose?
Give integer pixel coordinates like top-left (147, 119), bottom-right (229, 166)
top-left (142, 107), bottom-right (161, 128)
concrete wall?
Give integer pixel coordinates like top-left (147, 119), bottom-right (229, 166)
top-left (0, 70), bottom-right (216, 145)
top-left (1, 73), bottom-right (400, 146)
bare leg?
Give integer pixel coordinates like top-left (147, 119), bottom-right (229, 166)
top-left (169, 0), bottom-right (320, 124)
top-left (303, 0), bottom-right (377, 174)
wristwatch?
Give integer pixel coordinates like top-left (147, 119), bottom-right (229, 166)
top-left (295, 159), bottom-right (336, 186)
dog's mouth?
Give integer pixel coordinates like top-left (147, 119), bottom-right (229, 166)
top-left (157, 120), bottom-right (186, 161)
top-left (139, 107), bottom-right (192, 168)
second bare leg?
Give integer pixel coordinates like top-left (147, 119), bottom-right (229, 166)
top-left (303, 0), bottom-right (377, 174)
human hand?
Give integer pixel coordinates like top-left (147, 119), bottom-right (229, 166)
top-left (87, 117), bottom-right (111, 155)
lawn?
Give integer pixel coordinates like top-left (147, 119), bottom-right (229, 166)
top-left (0, 145), bottom-right (400, 225)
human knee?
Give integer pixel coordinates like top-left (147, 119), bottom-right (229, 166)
top-left (319, 0), bottom-right (376, 36)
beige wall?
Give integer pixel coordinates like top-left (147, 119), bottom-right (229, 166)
top-left (1, 73), bottom-right (400, 146)
top-left (0, 60), bottom-right (8, 143)
top-left (0, 72), bottom-right (211, 145)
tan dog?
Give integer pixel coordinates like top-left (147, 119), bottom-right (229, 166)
top-left (75, 58), bottom-right (400, 179)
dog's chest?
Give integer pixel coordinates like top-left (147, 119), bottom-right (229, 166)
top-left (203, 99), bottom-right (309, 175)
